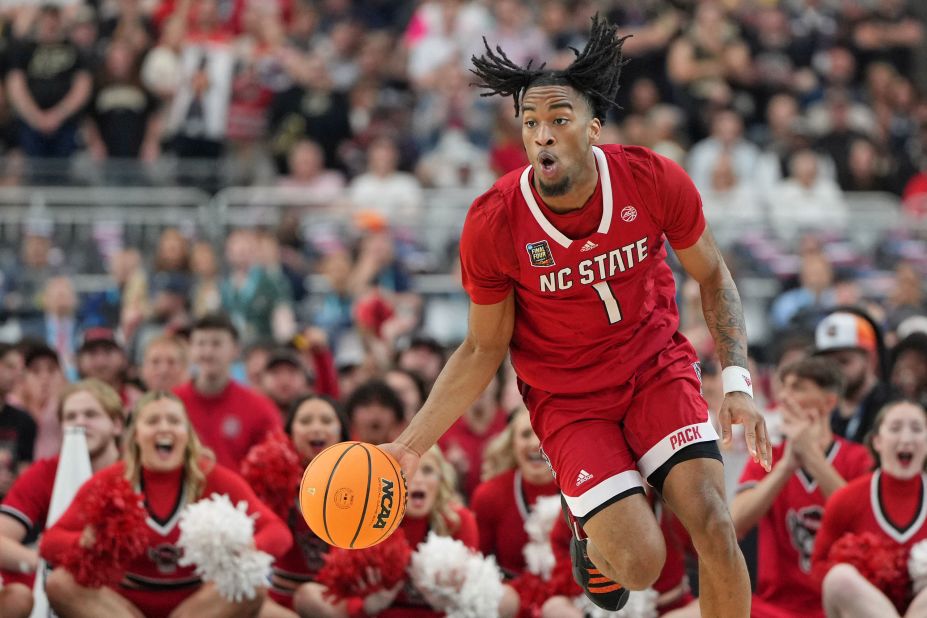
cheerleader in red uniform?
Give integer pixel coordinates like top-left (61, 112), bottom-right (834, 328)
top-left (39, 391), bottom-right (292, 617)
top-left (812, 400), bottom-right (927, 618)
top-left (258, 395), bottom-right (350, 617)
top-left (295, 445), bottom-right (519, 618)
top-left (471, 407), bottom-right (559, 578)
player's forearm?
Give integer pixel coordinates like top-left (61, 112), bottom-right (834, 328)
top-left (699, 268), bottom-right (749, 369)
top-left (396, 339), bottom-right (508, 456)
top-left (730, 464), bottom-right (792, 538)
top-left (0, 535), bottom-right (38, 572)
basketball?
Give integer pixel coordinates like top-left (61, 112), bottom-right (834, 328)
top-left (299, 441), bottom-right (406, 549)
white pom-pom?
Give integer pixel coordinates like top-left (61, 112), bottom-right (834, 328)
top-left (409, 532), bottom-right (504, 618)
top-left (574, 587), bottom-right (658, 618)
top-left (909, 540), bottom-right (927, 593)
top-left (523, 495), bottom-right (561, 579)
top-left (177, 493), bottom-right (273, 602)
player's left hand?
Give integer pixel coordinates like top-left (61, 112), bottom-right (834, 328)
top-left (718, 391), bottom-right (771, 472)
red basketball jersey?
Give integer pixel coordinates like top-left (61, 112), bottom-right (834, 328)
top-left (738, 438), bottom-right (873, 617)
top-left (460, 145), bottom-right (705, 394)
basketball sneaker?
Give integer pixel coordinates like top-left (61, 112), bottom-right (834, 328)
top-left (561, 495), bottom-right (630, 611)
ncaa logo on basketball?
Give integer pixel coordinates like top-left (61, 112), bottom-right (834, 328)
top-left (372, 478), bottom-right (395, 528)
top-left (621, 205), bottom-right (638, 222)
top-left (526, 240), bottom-right (555, 267)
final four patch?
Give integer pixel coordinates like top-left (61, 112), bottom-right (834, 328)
top-left (526, 240), bottom-right (555, 267)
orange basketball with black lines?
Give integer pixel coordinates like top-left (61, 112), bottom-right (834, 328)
top-left (298, 441), bottom-right (406, 549)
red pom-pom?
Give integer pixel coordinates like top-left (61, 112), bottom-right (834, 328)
top-left (58, 475), bottom-right (148, 588)
top-left (240, 431), bottom-right (303, 520)
top-left (823, 532), bottom-right (911, 612)
top-left (510, 552), bottom-right (583, 617)
top-left (316, 530), bottom-right (412, 601)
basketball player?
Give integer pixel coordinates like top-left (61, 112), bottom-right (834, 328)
top-left (381, 14), bottom-right (770, 616)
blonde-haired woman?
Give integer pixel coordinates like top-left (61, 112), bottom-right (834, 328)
top-left (39, 391), bottom-right (292, 618)
top-left (473, 407), bottom-right (558, 577)
top-left (295, 445), bottom-right (506, 618)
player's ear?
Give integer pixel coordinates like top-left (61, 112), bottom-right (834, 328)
top-left (588, 116), bottom-right (601, 144)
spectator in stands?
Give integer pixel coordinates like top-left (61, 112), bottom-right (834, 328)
top-left (261, 348), bottom-right (312, 417)
top-left (344, 378), bottom-right (403, 444)
top-left (139, 334), bottom-right (189, 392)
top-left (686, 110), bottom-right (759, 192)
top-left (175, 312), bottom-right (282, 468)
top-left (255, 230), bottom-right (297, 341)
top-left (890, 333), bottom-right (927, 405)
top-left (471, 407), bottom-right (558, 578)
top-left (260, 394), bottom-right (349, 613)
top-left (154, 228), bottom-right (191, 276)
top-left (731, 357), bottom-right (873, 618)
top-left (243, 340), bottom-right (274, 389)
top-left (0, 342), bottom-right (34, 500)
top-left (885, 262), bottom-right (926, 333)
top-left (40, 390), bottom-right (290, 618)
top-left (394, 335), bottom-right (444, 389)
top-left (844, 137), bottom-right (894, 192)
top-left (438, 375), bottom-right (507, 499)
top-left (291, 326), bottom-right (339, 399)
top-left (5, 4), bottom-right (92, 159)
top-left (699, 150), bottom-right (763, 240)
top-left (769, 251), bottom-right (837, 331)
top-left (814, 311), bottom-right (895, 443)
top-left (98, 0), bottom-right (155, 53)
top-left (85, 39), bottom-right (162, 162)
top-left (140, 15), bottom-right (185, 101)
top-left (813, 400), bottom-right (927, 618)
top-left (189, 240), bottom-right (221, 318)
top-left (13, 344), bottom-right (64, 460)
top-left (277, 138), bottom-right (346, 207)
top-left (221, 228), bottom-right (294, 344)
top-left (1, 222), bottom-right (56, 315)
top-left (348, 135), bottom-right (425, 223)
top-left (129, 271), bottom-right (191, 366)
top-left (768, 149), bottom-right (848, 239)
top-left (76, 327), bottom-right (142, 410)
top-left (19, 276), bottom-right (80, 380)
top-left (0, 379), bottom-right (123, 618)
top-left (384, 367), bottom-right (427, 426)
top-left (851, 0), bottom-right (924, 77)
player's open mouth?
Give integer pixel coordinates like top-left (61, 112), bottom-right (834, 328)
top-left (898, 451), bottom-right (914, 466)
top-left (538, 151), bottom-right (558, 176)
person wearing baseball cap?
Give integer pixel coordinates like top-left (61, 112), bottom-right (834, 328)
top-left (261, 348), bottom-right (312, 416)
top-left (813, 311), bottom-right (895, 442)
top-left (76, 328), bottom-right (142, 411)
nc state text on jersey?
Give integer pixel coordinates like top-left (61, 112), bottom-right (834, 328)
top-left (539, 237), bottom-right (649, 292)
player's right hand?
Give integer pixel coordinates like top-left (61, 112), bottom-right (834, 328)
top-left (378, 442), bottom-right (421, 480)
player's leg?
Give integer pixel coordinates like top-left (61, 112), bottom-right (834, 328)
top-left (822, 564), bottom-right (901, 618)
top-left (0, 583), bottom-right (34, 618)
top-left (45, 568), bottom-right (146, 618)
top-left (168, 582), bottom-right (265, 618)
top-left (660, 456), bottom-right (749, 618)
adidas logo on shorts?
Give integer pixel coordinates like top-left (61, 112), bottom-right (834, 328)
top-left (576, 469), bottom-right (594, 487)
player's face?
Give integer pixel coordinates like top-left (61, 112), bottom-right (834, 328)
top-left (511, 410), bottom-right (550, 483)
top-left (134, 398), bottom-right (190, 472)
top-left (873, 402), bottom-right (927, 479)
top-left (521, 85), bottom-right (601, 197)
top-left (141, 343), bottom-right (188, 391)
top-left (291, 398), bottom-right (342, 462)
top-left (407, 452), bottom-right (441, 518)
top-left (61, 390), bottom-right (122, 458)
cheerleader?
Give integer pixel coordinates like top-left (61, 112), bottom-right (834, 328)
top-left (812, 400), bottom-right (927, 617)
top-left (295, 445), bottom-right (519, 618)
top-left (257, 395), bottom-right (350, 617)
top-left (470, 406), bottom-right (559, 577)
top-left (39, 391), bottom-right (292, 617)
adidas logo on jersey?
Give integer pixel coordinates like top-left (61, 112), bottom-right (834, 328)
top-left (580, 240), bottom-right (598, 252)
top-left (576, 469), bottom-right (594, 486)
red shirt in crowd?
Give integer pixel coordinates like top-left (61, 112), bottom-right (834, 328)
top-left (40, 460), bottom-right (291, 616)
top-left (438, 408), bottom-right (508, 499)
top-left (174, 380), bottom-right (282, 469)
top-left (739, 438), bottom-right (873, 618)
top-left (470, 468), bottom-right (559, 576)
top-left (0, 456), bottom-right (59, 587)
top-left (460, 144), bottom-right (705, 395)
top-left (812, 470), bottom-right (927, 579)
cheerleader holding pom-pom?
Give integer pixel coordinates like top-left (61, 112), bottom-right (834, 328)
top-left (39, 391), bottom-right (292, 618)
top-left (812, 400), bottom-right (927, 617)
top-left (299, 445), bottom-right (520, 618)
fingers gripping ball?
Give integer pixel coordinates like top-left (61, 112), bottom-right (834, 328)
top-left (300, 442), bottom-right (407, 549)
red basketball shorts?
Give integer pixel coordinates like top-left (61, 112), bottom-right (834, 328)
top-left (522, 342), bottom-right (718, 519)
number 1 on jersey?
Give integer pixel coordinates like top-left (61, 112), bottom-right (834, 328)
top-left (592, 282), bottom-right (623, 324)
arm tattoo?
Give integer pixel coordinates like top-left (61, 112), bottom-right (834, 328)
top-left (701, 282), bottom-right (749, 369)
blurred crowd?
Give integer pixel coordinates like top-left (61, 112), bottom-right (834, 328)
top-left (1, 0), bottom-right (927, 616)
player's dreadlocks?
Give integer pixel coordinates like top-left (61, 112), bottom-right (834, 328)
top-left (470, 13), bottom-right (630, 122)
